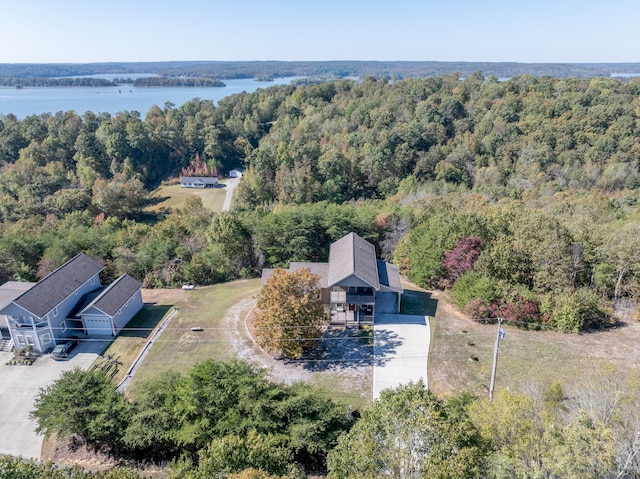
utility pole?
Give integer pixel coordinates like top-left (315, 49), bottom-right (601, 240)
top-left (489, 317), bottom-right (504, 402)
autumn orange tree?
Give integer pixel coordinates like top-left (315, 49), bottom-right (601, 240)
top-left (255, 268), bottom-right (327, 359)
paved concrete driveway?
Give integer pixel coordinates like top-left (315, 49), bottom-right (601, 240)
top-left (0, 340), bottom-right (109, 458)
top-left (373, 313), bottom-right (430, 400)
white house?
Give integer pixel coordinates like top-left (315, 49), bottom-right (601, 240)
top-left (0, 254), bottom-right (143, 352)
top-left (181, 176), bottom-right (219, 188)
top-left (228, 168), bottom-right (243, 178)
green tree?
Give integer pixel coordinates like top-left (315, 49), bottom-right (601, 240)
top-left (30, 368), bottom-right (130, 449)
top-left (255, 268), bottom-right (327, 359)
top-left (327, 382), bottom-right (485, 479)
top-left (192, 431), bottom-right (293, 478)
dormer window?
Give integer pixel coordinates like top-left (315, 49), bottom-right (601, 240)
top-left (52, 307), bottom-right (58, 317)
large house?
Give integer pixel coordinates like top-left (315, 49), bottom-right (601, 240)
top-left (262, 232), bottom-right (403, 326)
top-left (0, 253), bottom-right (143, 353)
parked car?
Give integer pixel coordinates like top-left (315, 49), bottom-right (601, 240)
top-left (182, 284), bottom-right (195, 290)
top-left (51, 339), bottom-right (78, 360)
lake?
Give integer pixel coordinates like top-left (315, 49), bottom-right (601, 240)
top-left (0, 77), bottom-right (298, 119)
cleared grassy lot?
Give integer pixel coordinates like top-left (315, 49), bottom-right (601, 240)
top-left (424, 285), bottom-right (640, 398)
top-left (146, 182), bottom-right (226, 213)
top-left (100, 279), bottom-right (373, 408)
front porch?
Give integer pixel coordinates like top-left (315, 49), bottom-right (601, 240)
top-left (330, 303), bottom-right (374, 327)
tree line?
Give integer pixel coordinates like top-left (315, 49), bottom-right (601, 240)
top-left (2, 61), bottom-right (640, 81)
top-left (0, 74), bottom-right (639, 330)
top-left (28, 360), bottom-right (640, 478)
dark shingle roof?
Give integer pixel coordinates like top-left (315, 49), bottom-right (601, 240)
top-left (14, 254), bottom-right (103, 318)
top-left (327, 233), bottom-right (380, 289)
top-left (377, 260), bottom-right (404, 293)
top-left (81, 274), bottom-right (142, 317)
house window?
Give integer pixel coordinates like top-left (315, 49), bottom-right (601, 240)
top-left (26, 336), bottom-right (34, 346)
top-left (52, 307), bottom-right (58, 317)
top-left (16, 336), bottom-right (26, 346)
top-left (91, 277), bottom-right (96, 285)
top-left (60, 321), bottom-right (67, 333)
top-left (41, 333), bottom-right (52, 344)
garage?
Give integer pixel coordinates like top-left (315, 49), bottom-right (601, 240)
top-left (83, 314), bottom-right (113, 336)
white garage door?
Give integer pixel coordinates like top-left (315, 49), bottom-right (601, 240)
top-left (83, 315), bottom-right (112, 336)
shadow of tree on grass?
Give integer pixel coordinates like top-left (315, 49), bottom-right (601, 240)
top-left (299, 327), bottom-right (402, 371)
top-left (118, 304), bottom-right (172, 339)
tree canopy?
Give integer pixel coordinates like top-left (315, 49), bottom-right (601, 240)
top-left (255, 268), bottom-right (328, 359)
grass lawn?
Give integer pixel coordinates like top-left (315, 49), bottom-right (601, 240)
top-left (99, 278), bottom-right (374, 409)
top-left (99, 304), bottom-right (173, 385)
top-left (124, 279), bottom-right (261, 392)
top-left (423, 284), bottom-right (640, 398)
top-left (146, 182), bottom-right (226, 213)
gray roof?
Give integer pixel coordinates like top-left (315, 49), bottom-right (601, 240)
top-left (261, 263), bottom-right (329, 289)
top-left (14, 254), bottom-right (104, 318)
top-left (260, 268), bottom-right (276, 285)
top-left (327, 233), bottom-right (380, 290)
top-left (181, 176), bottom-right (218, 184)
top-left (289, 262), bottom-right (329, 288)
top-left (377, 260), bottom-right (404, 293)
top-left (0, 281), bottom-right (36, 311)
top-left (81, 274), bottom-right (142, 317)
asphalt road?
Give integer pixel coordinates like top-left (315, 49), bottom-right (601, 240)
top-left (0, 340), bottom-right (109, 458)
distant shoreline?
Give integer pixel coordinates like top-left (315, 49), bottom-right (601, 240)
top-left (3, 60), bottom-right (640, 81)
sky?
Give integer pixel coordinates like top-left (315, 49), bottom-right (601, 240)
top-left (1, 0), bottom-right (639, 63)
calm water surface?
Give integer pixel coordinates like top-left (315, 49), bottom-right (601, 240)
top-left (0, 77), bottom-right (298, 119)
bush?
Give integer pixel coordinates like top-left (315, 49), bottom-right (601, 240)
top-left (540, 288), bottom-right (614, 332)
top-left (452, 271), bottom-right (497, 310)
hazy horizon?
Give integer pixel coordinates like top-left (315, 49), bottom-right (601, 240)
top-left (1, 0), bottom-right (638, 64)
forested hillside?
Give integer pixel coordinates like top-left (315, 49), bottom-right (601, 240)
top-left (0, 73), bottom-right (639, 330)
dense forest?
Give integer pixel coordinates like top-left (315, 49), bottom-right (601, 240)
top-left (1, 73), bottom-right (639, 332)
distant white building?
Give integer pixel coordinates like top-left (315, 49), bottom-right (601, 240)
top-left (181, 176), bottom-right (219, 188)
top-left (228, 168), bottom-right (243, 178)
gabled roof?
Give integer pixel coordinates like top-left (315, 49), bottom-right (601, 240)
top-left (377, 260), bottom-right (404, 293)
top-left (81, 274), bottom-right (142, 318)
top-left (327, 232), bottom-right (380, 290)
top-left (13, 254), bottom-right (104, 318)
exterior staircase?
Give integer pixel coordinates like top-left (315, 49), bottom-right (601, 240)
top-left (0, 338), bottom-right (13, 352)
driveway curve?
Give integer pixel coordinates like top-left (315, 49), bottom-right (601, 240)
top-left (373, 313), bottom-right (430, 400)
